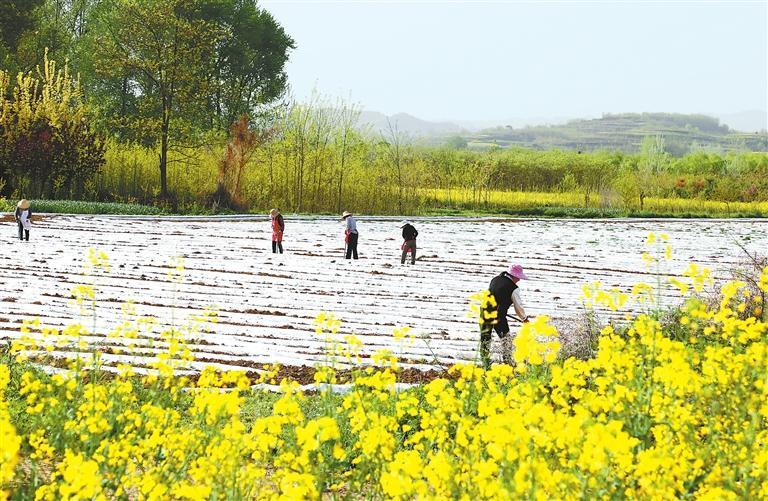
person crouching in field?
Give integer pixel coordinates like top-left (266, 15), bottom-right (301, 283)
top-left (270, 208), bottom-right (284, 253)
top-left (14, 199), bottom-right (32, 241)
top-left (400, 220), bottom-right (418, 265)
top-left (342, 211), bottom-right (358, 259)
top-left (479, 264), bottom-right (529, 369)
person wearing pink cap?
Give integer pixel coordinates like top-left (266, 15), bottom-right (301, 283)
top-left (479, 264), bottom-right (529, 369)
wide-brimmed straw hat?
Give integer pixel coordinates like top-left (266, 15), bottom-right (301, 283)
top-left (399, 220), bottom-right (410, 227)
top-left (507, 264), bottom-right (529, 280)
top-left (17, 199), bottom-right (30, 209)
top-left (341, 211), bottom-right (352, 219)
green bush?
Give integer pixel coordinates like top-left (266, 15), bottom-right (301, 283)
top-left (13, 200), bottom-right (163, 215)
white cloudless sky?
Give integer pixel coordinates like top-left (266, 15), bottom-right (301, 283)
top-left (260, 0), bottom-right (768, 122)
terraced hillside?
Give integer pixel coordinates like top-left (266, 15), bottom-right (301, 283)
top-left (469, 113), bottom-right (768, 154)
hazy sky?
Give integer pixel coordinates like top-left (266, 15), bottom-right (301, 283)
top-left (261, 0), bottom-right (768, 121)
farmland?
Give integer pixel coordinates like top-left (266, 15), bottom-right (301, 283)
top-left (2, 215), bottom-right (765, 379)
top-left (3, 214), bottom-right (768, 499)
top-left (3, 0), bottom-right (767, 497)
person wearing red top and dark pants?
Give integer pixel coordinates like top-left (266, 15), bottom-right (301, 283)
top-left (270, 208), bottom-right (284, 253)
top-left (399, 221), bottom-right (418, 265)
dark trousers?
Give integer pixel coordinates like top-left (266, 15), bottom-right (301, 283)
top-left (479, 306), bottom-right (511, 369)
top-left (272, 241), bottom-right (283, 253)
top-left (345, 232), bottom-right (358, 259)
top-left (17, 222), bottom-right (29, 241)
top-left (401, 240), bottom-right (416, 264)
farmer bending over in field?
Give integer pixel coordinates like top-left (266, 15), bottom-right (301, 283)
top-left (479, 264), bottom-right (529, 369)
top-left (342, 211), bottom-right (359, 259)
top-left (270, 208), bottom-right (284, 253)
top-left (400, 220), bottom-right (418, 265)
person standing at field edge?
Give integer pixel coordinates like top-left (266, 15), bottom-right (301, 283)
top-left (479, 264), bottom-right (530, 369)
top-left (399, 220), bottom-right (418, 265)
top-left (14, 199), bottom-right (32, 241)
top-left (342, 211), bottom-right (358, 259)
top-left (270, 208), bottom-right (285, 254)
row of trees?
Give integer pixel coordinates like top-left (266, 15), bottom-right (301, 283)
top-left (1, 0), bottom-right (294, 198)
top-left (91, 101), bottom-right (768, 215)
top-left (1, 53), bottom-right (765, 212)
top-left (94, 98), bottom-right (428, 214)
top-left (2, 0), bottom-right (767, 213)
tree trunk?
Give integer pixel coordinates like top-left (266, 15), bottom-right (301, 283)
top-left (337, 131), bottom-right (347, 214)
top-left (268, 148), bottom-right (274, 204)
top-left (159, 100), bottom-right (170, 198)
top-left (395, 150), bottom-right (402, 214)
top-left (233, 152), bottom-right (246, 201)
top-left (120, 77), bottom-right (128, 116)
top-left (283, 143), bottom-right (292, 210)
top-left (397, 164), bottom-right (403, 213)
top-left (297, 136), bottom-right (305, 213)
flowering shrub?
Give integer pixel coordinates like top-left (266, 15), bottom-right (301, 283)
top-left (0, 365), bottom-right (21, 501)
top-left (1, 243), bottom-right (767, 498)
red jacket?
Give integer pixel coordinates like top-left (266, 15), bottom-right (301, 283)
top-left (271, 214), bottom-right (284, 241)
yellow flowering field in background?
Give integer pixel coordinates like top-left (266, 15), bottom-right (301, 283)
top-left (421, 187), bottom-right (768, 217)
top-left (1, 239), bottom-right (767, 499)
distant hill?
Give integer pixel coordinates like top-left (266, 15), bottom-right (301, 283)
top-left (716, 110), bottom-right (767, 133)
top-left (354, 110), bottom-right (767, 155)
top-left (467, 113), bottom-right (768, 155)
top-left (357, 111), bottom-right (465, 137)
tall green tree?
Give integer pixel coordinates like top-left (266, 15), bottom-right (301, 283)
top-left (0, 0), bottom-right (45, 71)
top-left (333, 101), bottom-right (363, 213)
top-left (0, 0), bottom-right (43, 49)
top-left (197, 0), bottom-right (295, 130)
top-left (31, 0), bottom-right (99, 65)
top-left (91, 0), bottom-right (222, 197)
top-left (90, 0), bottom-right (293, 198)
top-left (1, 0), bottom-right (102, 75)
